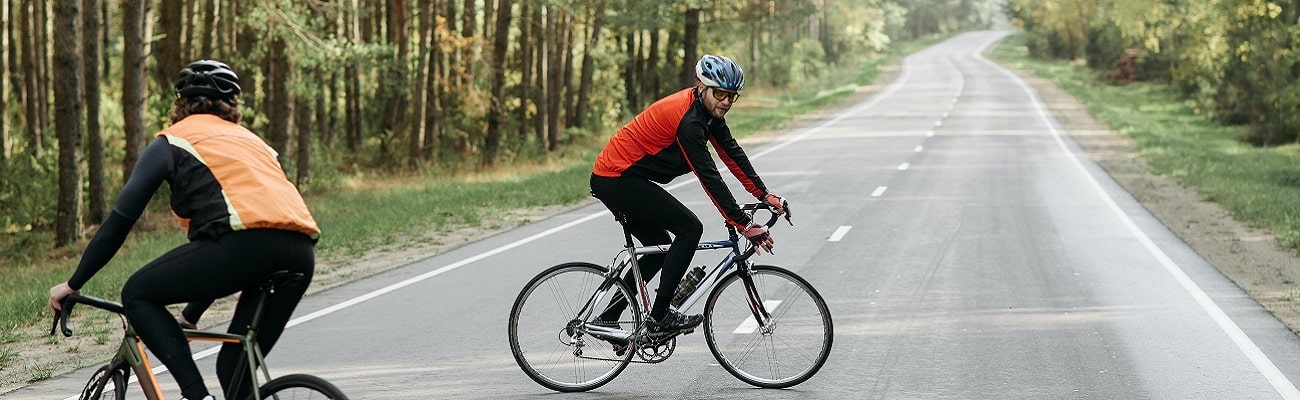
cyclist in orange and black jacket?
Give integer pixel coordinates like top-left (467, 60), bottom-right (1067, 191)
top-left (49, 60), bottom-right (318, 400)
top-left (590, 54), bottom-right (789, 333)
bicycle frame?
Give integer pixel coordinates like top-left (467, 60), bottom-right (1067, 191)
top-left (579, 204), bottom-right (783, 342)
top-left (57, 276), bottom-right (287, 400)
top-left (98, 325), bottom-right (272, 400)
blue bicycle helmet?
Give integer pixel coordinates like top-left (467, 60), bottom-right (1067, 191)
top-left (174, 60), bottom-right (241, 100)
top-left (695, 54), bottom-right (745, 92)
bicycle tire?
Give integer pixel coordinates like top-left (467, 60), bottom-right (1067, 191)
top-left (508, 262), bottom-right (638, 392)
top-left (247, 373), bottom-right (348, 400)
top-left (704, 264), bottom-right (833, 388)
top-left (80, 364), bottom-right (127, 400)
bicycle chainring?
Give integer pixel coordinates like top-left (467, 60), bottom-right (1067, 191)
top-left (634, 335), bottom-right (676, 363)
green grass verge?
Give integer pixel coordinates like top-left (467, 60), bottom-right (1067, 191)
top-left (989, 34), bottom-right (1300, 253)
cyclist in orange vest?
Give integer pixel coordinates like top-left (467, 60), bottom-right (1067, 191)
top-left (49, 60), bottom-right (318, 400)
top-left (591, 54), bottom-right (789, 333)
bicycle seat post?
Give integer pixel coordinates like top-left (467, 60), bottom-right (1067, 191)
top-left (247, 271), bottom-right (305, 333)
top-left (615, 212), bottom-right (636, 250)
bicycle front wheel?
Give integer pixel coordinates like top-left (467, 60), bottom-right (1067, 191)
top-left (704, 265), bottom-right (833, 388)
top-left (80, 364), bottom-right (127, 400)
top-left (508, 262), bottom-right (637, 392)
top-left (249, 374), bottom-right (348, 400)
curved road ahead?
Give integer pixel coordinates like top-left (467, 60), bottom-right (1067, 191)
top-left (12, 30), bottom-right (1300, 400)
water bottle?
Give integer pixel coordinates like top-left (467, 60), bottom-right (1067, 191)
top-left (671, 266), bottom-right (706, 307)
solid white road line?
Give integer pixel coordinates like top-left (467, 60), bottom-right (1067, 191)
top-left (829, 226), bottom-right (852, 242)
top-left (976, 34), bottom-right (1300, 399)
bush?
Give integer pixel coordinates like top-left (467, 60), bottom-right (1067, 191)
top-left (0, 153), bottom-right (58, 233)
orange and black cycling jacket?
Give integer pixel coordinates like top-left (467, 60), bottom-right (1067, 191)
top-left (68, 114), bottom-right (318, 289)
top-left (593, 87), bottom-right (768, 229)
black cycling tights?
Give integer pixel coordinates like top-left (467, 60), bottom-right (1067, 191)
top-left (120, 229), bottom-right (314, 400)
top-left (591, 174), bottom-right (703, 321)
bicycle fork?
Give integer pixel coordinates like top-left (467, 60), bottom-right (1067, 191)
top-left (740, 271), bottom-right (775, 334)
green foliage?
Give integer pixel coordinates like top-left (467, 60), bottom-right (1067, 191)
top-left (764, 40), bottom-right (828, 88)
top-left (0, 153), bottom-right (58, 234)
top-left (1009, 0), bottom-right (1300, 145)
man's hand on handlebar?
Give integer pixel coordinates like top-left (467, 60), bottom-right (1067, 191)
top-left (743, 223), bottom-right (775, 254)
top-left (49, 282), bottom-right (78, 313)
top-left (762, 192), bottom-right (790, 217)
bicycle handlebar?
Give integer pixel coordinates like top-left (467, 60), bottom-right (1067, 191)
top-left (736, 200), bottom-right (793, 259)
top-left (740, 200), bottom-right (793, 228)
top-left (51, 293), bottom-right (125, 338)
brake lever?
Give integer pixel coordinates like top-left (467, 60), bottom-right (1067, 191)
top-left (782, 200), bottom-right (794, 226)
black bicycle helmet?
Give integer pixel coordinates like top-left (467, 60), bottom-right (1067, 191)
top-left (695, 54), bottom-right (745, 92)
top-left (174, 60), bottom-right (241, 100)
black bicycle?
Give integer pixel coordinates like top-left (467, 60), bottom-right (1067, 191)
top-left (52, 271), bottom-right (348, 400)
top-left (508, 202), bottom-right (833, 392)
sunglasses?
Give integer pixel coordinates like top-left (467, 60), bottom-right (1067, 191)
top-left (709, 87), bottom-right (740, 103)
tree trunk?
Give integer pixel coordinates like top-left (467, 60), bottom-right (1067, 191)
top-left (344, 0), bottom-right (362, 151)
top-left (181, 0), bottom-right (193, 61)
top-left (681, 8), bottom-right (700, 87)
top-left (482, 0), bottom-right (512, 167)
top-left (573, 2), bottom-right (605, 129)
top-left (421, 0), bottom-right (441, 158)
top-left (410, 0), bottom-right (431, 166)
top-left (483, 0), bottom-right (494, 44)
top-left (53, 0), bottom-right (82, 246)
top-left (544, 8), bottom-right (563, 151)
top-left (99, 0), bottom-right (108, 79)
top-left (266, 38), bottom-right (291, 161)
top-left (0, 0), bottom-right (8, 161)
top-left (622, 33), bottom-right (638, 110)
top-left (532, 3), bottom-right (545, 147)
top-left (515, 0), bottom-right (531, 141)
top-left (35, 0), bottom-right (49, 143)
top-left (84, 0), bottom-right (105, 222)
top-left (295, 74), bottom-right (313, 188)
top-left (153, 0), bottom-right (182, 97)
top-left (385, 0), bottom-right (410, 168)
top-left (559, 14), bottom-right (574, 127)
top-left (20, 0), bottom-right (41, 154)
top-left (646, 29), bottom-right (661, 96)
top-left (459, 0), bottom-right (474, 87)
top-left (200, 0), bottom-right (215, 57)
top-left (121, 0), bottom-right (146, 178)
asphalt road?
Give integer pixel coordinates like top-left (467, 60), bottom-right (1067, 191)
top-left (11, 30), bottom-right (1300, 400)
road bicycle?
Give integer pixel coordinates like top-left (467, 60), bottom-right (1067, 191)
top-left (508, 201), bottom-right (833, 392)
top-left (52, 271), bottom-right (349, 400)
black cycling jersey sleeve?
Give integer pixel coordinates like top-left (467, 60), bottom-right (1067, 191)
top-left (68, 138), bottom-right (172, 289)
top-left (709, 123), bottom-right (767, 198)
top-left (677, 118), bottom-right (751, 228)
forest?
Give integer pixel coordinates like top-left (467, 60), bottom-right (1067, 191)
top-left (0, 0), bottom-right (1001, 250)
top-left (1006, 0), bottom-right (1300, 146)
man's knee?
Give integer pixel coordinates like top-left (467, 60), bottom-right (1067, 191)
top-left (675, 220), bottom-right (704, 241)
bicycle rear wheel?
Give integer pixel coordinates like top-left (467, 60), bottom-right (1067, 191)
top-left (704, 265), bottom-right (833, 388)
top-left (249, 373), bottom-right (348, 400)
top-left (508, 262), bottom-right (637, 392)
top-left (80, 364), bottom-right (127, 400)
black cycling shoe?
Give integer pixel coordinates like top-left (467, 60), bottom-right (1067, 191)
top-left (588, 320), bottom-right (630, 357)
top-left (647, 310), bottom-right (703, 334)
